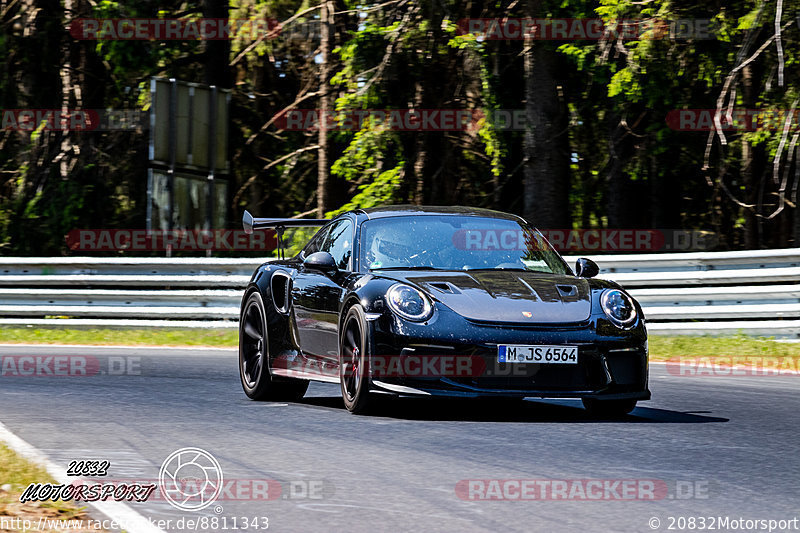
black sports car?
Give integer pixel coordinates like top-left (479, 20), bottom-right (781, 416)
top-left (238, 206), bottom-right (649, 415)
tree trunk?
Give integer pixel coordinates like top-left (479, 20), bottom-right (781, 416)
top-left (316, 1), bottom-right (332, 217)
top-left (17, 0), bottom-right (63, 108)
top-left (741, 140), bottom-right (759, 248)
top-left (650, 149), bottom-right (680, 229)
top-left (522, 0), bottom-right (570, 229)
top-left (741, 65), bottom-right (768, 250)
top-left (794, 144), bottom-right (800, 247)
top-left (8, 0), bottom-right (64, 253)
top-left (741, 64), bottom-right (763, 248)
top-left (203, 0), bottom-right (232, 89)
top-left (413, 82), bottom-right (426, 205)
top-left (606, 116), bottom-right (630, 228)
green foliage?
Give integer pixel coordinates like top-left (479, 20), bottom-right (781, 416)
top-left (1, 0), bottom-right (800, 254)
top-left (329, 121), bottom-right (406, 215)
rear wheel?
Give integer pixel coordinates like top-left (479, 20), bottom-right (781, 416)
top-left (582, 398), bottom-right (637, 418)
top-left (340, 305), bottom-right (373, 414)
top-left (240, 291), bottom-right (308, 401)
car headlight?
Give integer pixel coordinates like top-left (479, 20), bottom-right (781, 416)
top-left (601, 289), bottom-right (637, 327)
top-left (386, 283), bottom-right (433, 322)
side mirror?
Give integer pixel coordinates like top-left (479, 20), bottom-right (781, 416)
top-left (575, 258), bottom-right (599, 278)
top-left (303, 251), bottom-right (337, 272)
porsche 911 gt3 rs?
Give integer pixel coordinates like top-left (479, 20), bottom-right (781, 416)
top-left (238, 205), bottom-right (649, 416)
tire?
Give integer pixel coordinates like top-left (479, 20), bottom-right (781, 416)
top-left (339, 305), bottom-right (374, 414)
top-left (239, 291), bottom-right (309, 401)
top-left (582, 398), bottom-right (637, 418)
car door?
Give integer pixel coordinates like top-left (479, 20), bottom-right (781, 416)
top-left (291, 217), bottom-right (354, 359)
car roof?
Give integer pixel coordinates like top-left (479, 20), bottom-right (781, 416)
top-left (356, 205), bottom-right (524, 222)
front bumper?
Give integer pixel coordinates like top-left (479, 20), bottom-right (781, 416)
top-left (371, 381), bottom-right (651, 400)
top-left (366, 307), bottom-right (650, 400)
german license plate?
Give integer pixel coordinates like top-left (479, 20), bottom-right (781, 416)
top-left (497, 345), bottom-right (578, 364)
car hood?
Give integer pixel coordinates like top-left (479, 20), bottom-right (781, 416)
top-left (385, 271), bottom-right (592, 324)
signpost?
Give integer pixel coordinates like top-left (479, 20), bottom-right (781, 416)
top-left (147, 78), bottom-right (231, 254)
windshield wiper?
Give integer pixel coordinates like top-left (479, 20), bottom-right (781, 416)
top-left (464, 267), bottom-right (531, 272)
top-left (370, 266), bottom-right (447, 271)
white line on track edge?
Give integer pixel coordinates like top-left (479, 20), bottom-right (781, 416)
top-left (0, 420), bottom-right (167, 533)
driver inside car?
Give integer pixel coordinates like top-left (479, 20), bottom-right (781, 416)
top-left (366, 226), bottom-right (419, 269)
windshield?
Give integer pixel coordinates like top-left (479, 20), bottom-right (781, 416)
top-left (359, 215), bottom-right (571, 274)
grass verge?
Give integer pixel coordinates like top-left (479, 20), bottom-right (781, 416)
top-left (1, 328), bottom-right (799, 361)
top-left (0, 443), bottom-right (104, 531)
top-left (648, 334), bottom-right (800, 362)
top-left (0, 328), bottom-right (237, 347)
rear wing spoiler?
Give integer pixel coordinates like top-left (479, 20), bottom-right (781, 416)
top-left (242, 210), bottom-right (328, 259)
top-left (242, 210), bottom-right (328, 234)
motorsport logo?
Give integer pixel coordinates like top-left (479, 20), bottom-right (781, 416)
top-left (19, 459), bottom-right (155, 504)
top-left (159, 447), bottom-right (224, 511)
top-left (157, 448), bottom-right (330, 510)
top-left (20, 482), bottom-right (156, 503)
top-left (18, 448), bottom-right (223, 509)
top-left (17, 448), bottom-right (331, 509)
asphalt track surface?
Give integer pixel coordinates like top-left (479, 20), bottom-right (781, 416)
top-left (0, 344), bottom-right (798, 533)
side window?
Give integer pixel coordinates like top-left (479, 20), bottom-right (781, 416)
top-left (321, 219), bottom-right (354, 270)
top-left (302, 226), bottom-right (329, 257)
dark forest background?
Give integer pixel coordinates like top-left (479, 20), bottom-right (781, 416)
top-left (1, 0), bottom-right (799, 255)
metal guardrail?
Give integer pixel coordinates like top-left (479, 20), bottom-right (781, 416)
top-left (0, 251), bottom-right (797, 336)
top-left (0, 257), bottom-right (258, 287)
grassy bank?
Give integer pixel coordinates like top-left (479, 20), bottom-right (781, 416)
top-left (0, 444), bottom-right (103, 531)
top-left (0, 328), bottom-right (798, 360)
top-left (647, 335), bottom-right (800, 361)
top-left (0, 328), bottom-right (237, 347)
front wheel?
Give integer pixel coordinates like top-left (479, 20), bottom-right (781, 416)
top-left (582, 398), bottom-right (637, 418)
top-left (239, 291), bottom-right (308, 401)
top-left (339, 305), bottom-right (373, 414)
